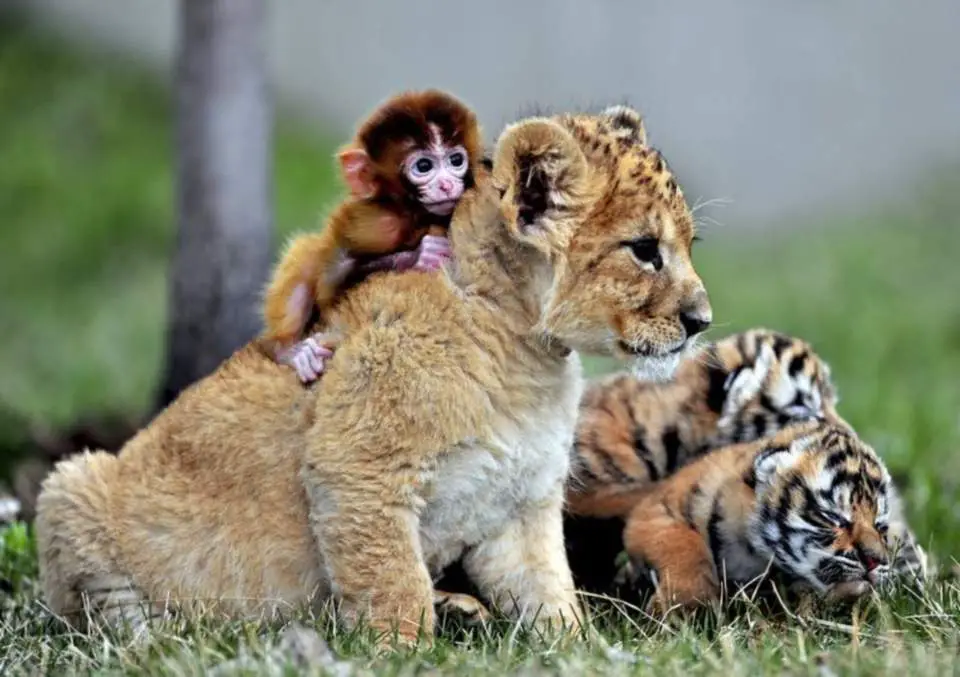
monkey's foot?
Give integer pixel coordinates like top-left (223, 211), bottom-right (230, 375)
top-left (277, 336), bottom-right (334, 383)
top-left (413, 235), bottom-right (452, 271)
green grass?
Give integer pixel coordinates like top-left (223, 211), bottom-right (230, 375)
top-left (2, 14), bottom-right (960, 675)
top-left (2, 521), bottom-right (960, 675)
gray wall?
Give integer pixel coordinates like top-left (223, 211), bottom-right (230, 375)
top-left (18, 0), bottom-right (960, 228)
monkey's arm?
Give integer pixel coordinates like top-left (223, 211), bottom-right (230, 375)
top-left (263, 202), bottom-right (446, 383)
top-left (261, 230), bottom-right (345, 352)
top-left (262, 201), bottom-right (409, 348)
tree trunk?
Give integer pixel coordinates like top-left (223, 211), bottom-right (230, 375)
top-left (156, 0), bottom-right (272, 411)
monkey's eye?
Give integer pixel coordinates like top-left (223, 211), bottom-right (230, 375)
top-left (415, 158), bottom-right (434, 174)
top-left (449, 152), bottom-right (465, 168)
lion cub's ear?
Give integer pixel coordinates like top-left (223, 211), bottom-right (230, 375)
top-left (600, 104), bottom-right (647, 146)
top-left (491, 118), bottom-right (591, 250)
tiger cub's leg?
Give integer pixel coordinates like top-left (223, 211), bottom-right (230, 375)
top-left (622, 499), bottom-right (719, 612)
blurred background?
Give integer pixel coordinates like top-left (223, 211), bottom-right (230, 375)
top-left (0, 3), bottom-right (958, 567)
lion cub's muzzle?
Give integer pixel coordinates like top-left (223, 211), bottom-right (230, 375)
top-left (678, 288), bottom-right (713, 341)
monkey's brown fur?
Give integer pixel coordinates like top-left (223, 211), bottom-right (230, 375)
top-left (35, 104), bottom-right (711, 644)
top-left (261, 90), bottom-right (483, 354)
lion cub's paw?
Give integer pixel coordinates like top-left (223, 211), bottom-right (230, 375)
top-left (433, 590), bottom-right (492, 625)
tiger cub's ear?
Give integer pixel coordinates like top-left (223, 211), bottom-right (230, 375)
top-left (717, 342), bottom-right (777, 426)
top-left (753, 434), bottom-right (815, 487)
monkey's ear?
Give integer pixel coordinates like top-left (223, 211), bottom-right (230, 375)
top-left (601, 104), bottom-right (647, 146)
top-left (338, 148), bottom-right (376, 198)
top-left (491, 118), bottom-right (590, 249)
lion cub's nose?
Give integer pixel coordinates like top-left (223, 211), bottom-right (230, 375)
top-left (680, 310), bottom-right (711, 338)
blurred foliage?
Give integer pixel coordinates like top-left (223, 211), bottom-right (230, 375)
top-left (0, 14), bottom-right (342, 438)
top-left (0, 15), bottom-right (958, 567)
top-left (0, 521), bottom-right (36, 595)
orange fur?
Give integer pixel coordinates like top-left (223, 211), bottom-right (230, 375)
top-left (567, 329), bottom-right (843, 521)
top-left (562, 329), bottom-right (932, 603)
top-left (620, 421), bottom-right (926, 613)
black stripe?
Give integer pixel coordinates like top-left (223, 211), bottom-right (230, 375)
top-left (732, 417), bottom-right (751, 443)
top-left (759, 394), bottom-right (778, 413)
top-left (778, 523), bottom-right (801, 562)
top-left (736, 332), bottom-right (750, 358)
top-left (703, 346), bottom-right (729, 414)
top-left (788, 353), bottom-right (807, 377)
top-left (706, 496), bottom-right (725, 568)
top-left (633, 425), bottom-right (660, 481)
top-left (597, 439), bottom-right (635, 483)
top-left (683, 483), bottom-right (703, 529)
top-left (771, 335), bottom-right (793, 359)
top-left (661, 427), bottom-right (681, 474)
top-left (825, 452), bottom-right (850, 471)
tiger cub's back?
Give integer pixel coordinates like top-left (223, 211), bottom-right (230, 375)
top-left (564, 328), bottom-right (844, 596)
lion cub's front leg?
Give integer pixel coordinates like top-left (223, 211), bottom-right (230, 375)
top-left (302, 470), bottom-right (435, 642)
top-left (464, 491), bottom-right (583, 634)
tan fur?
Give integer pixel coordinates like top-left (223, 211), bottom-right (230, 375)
top-left (35, 105), bottom-right (710, 643)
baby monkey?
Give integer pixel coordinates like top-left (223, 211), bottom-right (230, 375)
top-left (262, 90), bottom-right (484, 382)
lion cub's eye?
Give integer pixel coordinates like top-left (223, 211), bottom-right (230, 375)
top-left (625, 237), bottom-right (663, 272)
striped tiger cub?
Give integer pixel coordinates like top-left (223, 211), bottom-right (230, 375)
top-left (563, 328), bottom-right (925, 599)
top-left (619, 420), bottom-right (926, 611)
top-left (568, 329), bottom-right (843, 520)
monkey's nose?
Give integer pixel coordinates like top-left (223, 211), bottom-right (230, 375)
top-left (439, 178), bottom-right (453, 194)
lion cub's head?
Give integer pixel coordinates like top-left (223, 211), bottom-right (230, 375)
top-left (491, 105), bottom-right (712, 379)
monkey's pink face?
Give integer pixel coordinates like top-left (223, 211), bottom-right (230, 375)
top-left (403, 141), bottom-right (469, 215)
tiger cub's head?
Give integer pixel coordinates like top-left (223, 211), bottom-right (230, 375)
top-left (748, 422), bottom-right (919, 597)
top-left (691, 328), bottom-right (846, 446)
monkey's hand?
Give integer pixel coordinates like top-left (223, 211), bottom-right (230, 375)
top-left (412, 234), bottom-right (452, 272)
top-left (276, 336), bottom-right (334, 384)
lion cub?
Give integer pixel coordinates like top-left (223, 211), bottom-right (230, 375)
top-left (35, 103), bottom-right (711, 643)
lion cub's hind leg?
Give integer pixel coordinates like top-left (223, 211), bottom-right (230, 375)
top-left (35, 451), bottom-right (168, 638)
